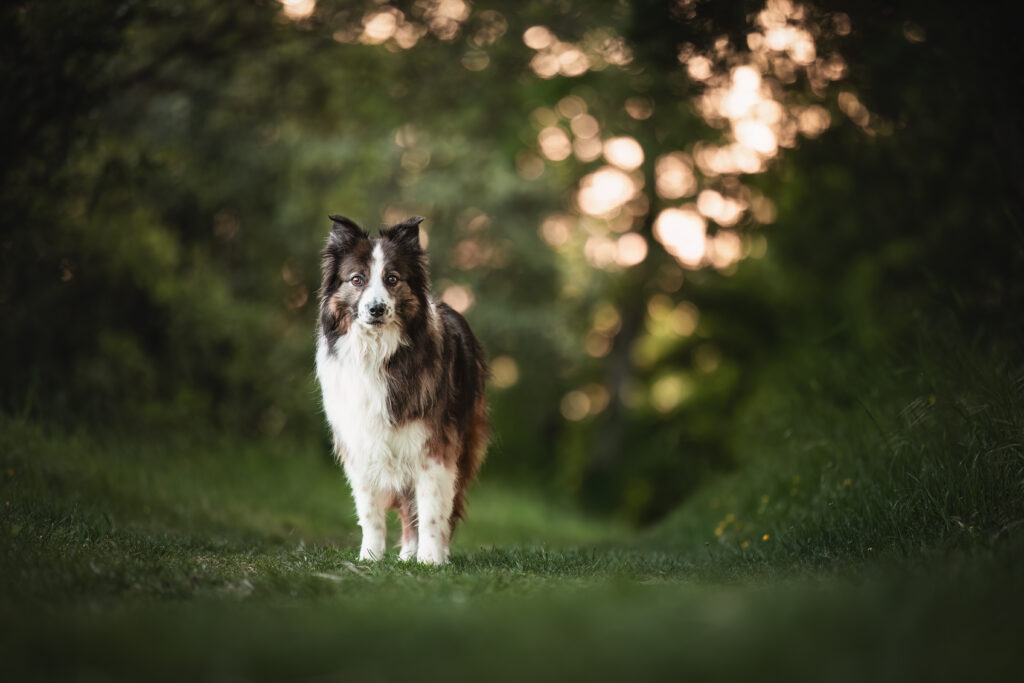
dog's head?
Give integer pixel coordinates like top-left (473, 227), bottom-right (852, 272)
top-left (319, 214), bottom-right (429, 340)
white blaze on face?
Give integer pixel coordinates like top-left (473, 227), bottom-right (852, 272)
top-left (359, 242), bottom-right (394, 324)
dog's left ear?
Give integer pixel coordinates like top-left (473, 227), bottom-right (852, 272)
top-left (382, 216), bottom-right (425, 250)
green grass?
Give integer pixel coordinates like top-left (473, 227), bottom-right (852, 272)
top-left (645, 343), bottom-right (1024, 574)
top-left (2, 346), bottom-right (1023, 682)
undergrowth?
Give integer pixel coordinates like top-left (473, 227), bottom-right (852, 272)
top-left (647, 341), bottom-right (1024, 575)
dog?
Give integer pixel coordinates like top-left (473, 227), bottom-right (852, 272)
top-left (315, 214), bottom-right (488, 564)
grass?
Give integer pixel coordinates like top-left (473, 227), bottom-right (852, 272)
top-left (1, 347), bottom-right (1023, 681)
top-left (646, 343), bottom-right (1024, 574)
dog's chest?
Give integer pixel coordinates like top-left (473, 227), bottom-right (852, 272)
top-left (316, 337), bottom-right (427, 489)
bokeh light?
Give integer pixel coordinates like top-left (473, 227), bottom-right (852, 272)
top-left (360, 8), bottom-right (401, 44)
top-left (650, 373), bottom-right (693, 413)
top-left (624, 97), bottom-right (653, 120)
top-left (697, 190), bottom-right (747, 227)
top-left (540, 214), bottom-right (574, 248)
top-left (570, 113), bottom-right (600, 138)
top-left (490, 355), bottom-right (519, 389)
top-left (560, 390), bottom-right (591, 421)
top-left (441, 284), bottom-right (474, 313)
top-left (654, 208), bottom-right (707, 268)
top-left (523, 26), bottom-right (555, 50)
top-left (603, 136), bottom-right (644, 170)
top-left (421, 0), bottom-right (471, 41)
top-left (655, 153), bottom-right (697, 199)
top-left (577, 166), bottom-right (640, 217)
top-left (538, 127), bottom-right (572, 161)
top-left (615, 232), bottom-right (648, 267)
top-left (279, 0), bottom-right (315, 21)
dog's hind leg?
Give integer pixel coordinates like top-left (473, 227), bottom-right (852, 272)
top-left (415, 458), bottom-right (457, 565)
top-left (397, 492), bottom-right (418, 561)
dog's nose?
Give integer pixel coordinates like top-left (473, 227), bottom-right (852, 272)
top-left (368, 302), bottom-right (386, 318)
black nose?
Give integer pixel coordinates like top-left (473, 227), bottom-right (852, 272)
top-left (368, 302), bottom-right (386, 318)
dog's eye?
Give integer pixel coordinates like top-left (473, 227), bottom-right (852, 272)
top-left (350, 275), bottom-right (365, 287)
top-left (385, 274), bottom-right (399, 286)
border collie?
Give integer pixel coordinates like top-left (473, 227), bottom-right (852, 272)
top-left (315, 214), bottom-right (488, 564)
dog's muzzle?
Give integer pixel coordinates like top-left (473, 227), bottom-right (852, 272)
top-left (361, 298), bottom-right (389, 325)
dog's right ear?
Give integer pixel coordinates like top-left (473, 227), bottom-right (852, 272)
top-left (327, 214), bottom-right (369, 248)
top-left (322, 215), bottom-right (367, 295)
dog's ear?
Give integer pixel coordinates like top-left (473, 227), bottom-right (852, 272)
top-left (381, 216), bottom-right (425, 251)
top-left (322, 215), bottom-right (367, 298)
top-left (328, 214), bottom-right (369, 248)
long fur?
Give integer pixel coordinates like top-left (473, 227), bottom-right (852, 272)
top-left (315, 214), bottom-right (488, 564)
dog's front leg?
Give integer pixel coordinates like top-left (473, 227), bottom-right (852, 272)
top-left (351, 480), bottom-right (389, 561)
top-left (415, 457), bottom-right (457, 565)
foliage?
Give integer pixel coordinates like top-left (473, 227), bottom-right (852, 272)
top-left (1, 0), bottom-right (1022, 521)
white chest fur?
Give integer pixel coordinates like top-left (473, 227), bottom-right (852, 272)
top-left (315, 329), bottom-right (427, 493)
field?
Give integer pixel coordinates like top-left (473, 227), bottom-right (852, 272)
top-left (3, 350), bottom-right (1022, 682)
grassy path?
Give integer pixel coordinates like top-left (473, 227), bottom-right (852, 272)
top-left (1, 417), bottom-right (1021, 681)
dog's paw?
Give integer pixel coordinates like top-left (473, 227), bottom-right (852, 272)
top-left (358, 546), bottom-right (385, 562)
top-left (416, 545), bottom-right (447, 565)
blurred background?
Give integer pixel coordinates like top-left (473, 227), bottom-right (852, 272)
top-left (2, 0), bottom-right (1021, 525)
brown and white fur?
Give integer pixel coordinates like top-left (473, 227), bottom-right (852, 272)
top-left (315, 215), bottom-right (488, 565)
